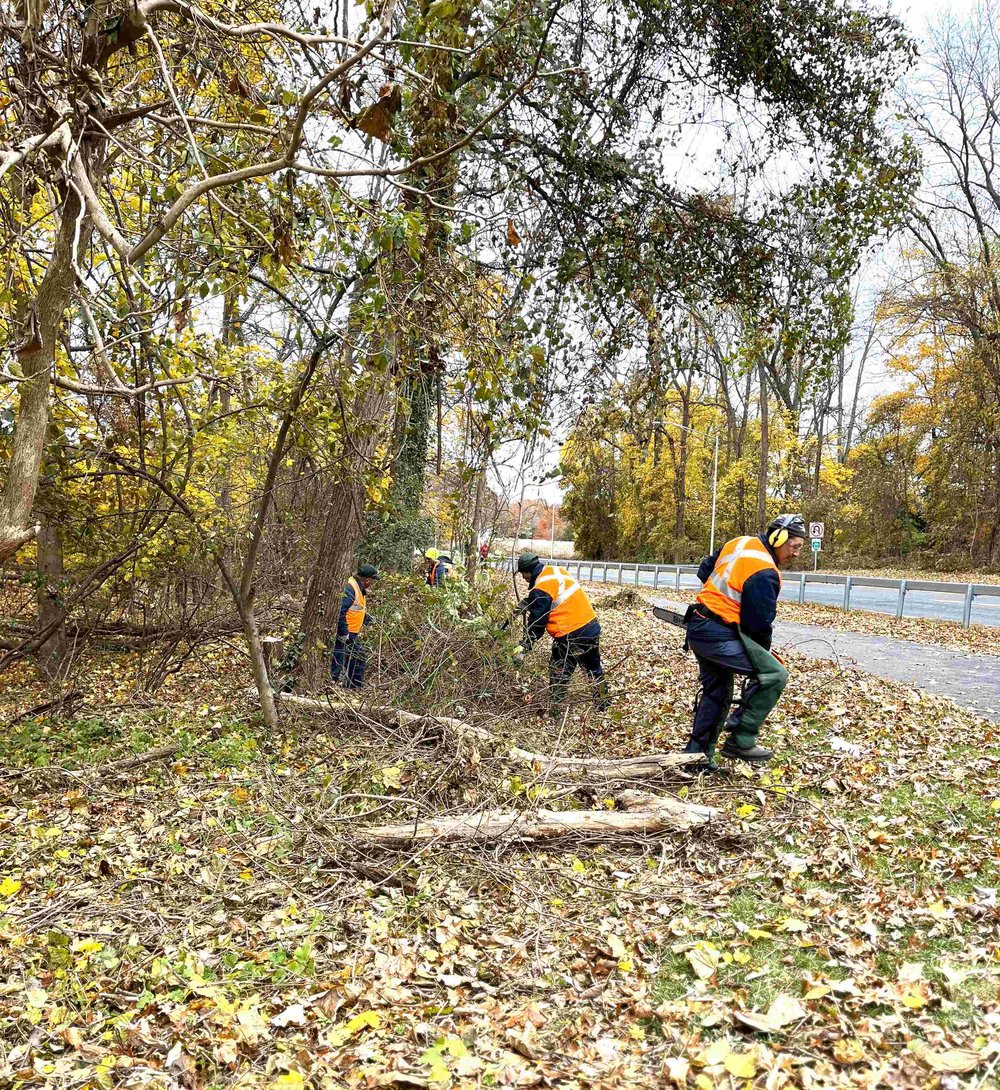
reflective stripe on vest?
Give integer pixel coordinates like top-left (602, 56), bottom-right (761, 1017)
top-left (345, 576), bottom-right (366, 634)
top-left (533, 564), bottom-right (597, 638)
top-left (697, 536), bottom-right (780, 625)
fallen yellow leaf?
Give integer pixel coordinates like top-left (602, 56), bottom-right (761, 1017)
top-left (696, 1039), bottom-right (730, 1067)
top-left (724, 1050), bottom-right (757, 1078)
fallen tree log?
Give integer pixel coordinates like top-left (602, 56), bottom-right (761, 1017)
top-left (275, 691), bottom-right (701, 779)
top-left (357, 789), bottom-right (717, 845)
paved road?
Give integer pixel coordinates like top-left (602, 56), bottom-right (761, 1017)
top-left (578, 566), bottom-right (1000, 628)
top-left (772, 620), bottom-right (1000, 722)
top-left (649, 597), bottom-right (1000, 721)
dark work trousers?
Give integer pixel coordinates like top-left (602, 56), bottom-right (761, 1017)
top-left (684, 613), bottom-right (787, 756)
top-left (549, 625), bottom-right (610, 711)
top-left (331, 635), bottom-right (366, 689)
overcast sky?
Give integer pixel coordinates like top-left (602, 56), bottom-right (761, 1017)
top-left (495, 0), bottom-right (981, 513)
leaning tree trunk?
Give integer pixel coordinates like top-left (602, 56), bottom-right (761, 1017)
top-left (0, 184), bottom-right (89, 564)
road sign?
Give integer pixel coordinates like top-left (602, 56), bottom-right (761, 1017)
top-left (809, 521), bottom-right (825, 539)
top-left (811, 538), bottom-right (822, 552)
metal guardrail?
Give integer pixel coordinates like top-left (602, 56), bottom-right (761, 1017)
top-left (490, 557), bottom-right (1000, 627)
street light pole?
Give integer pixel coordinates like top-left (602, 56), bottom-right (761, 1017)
top-left (709, 431), bottom-right (719, 555)
top-left (654, 418), bottom-right (720, 557)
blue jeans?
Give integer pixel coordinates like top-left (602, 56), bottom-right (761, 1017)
top-left (331, 635), bottom-right (366, 688)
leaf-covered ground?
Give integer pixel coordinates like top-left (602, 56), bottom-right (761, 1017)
top-left (2, 596), bottom-right (999, 1088)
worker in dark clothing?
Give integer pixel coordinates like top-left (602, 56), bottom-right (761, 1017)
top-left (424, 548), bottom-right (450, 587)
top-left (332, 564), bottom-right (379, 689)
top-left (683, 514), bottom-right (806, 769)
top-left (515, 551), bottom-right (611, 714)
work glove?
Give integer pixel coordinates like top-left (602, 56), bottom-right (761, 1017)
top-left (512, 645), bottom-right (526, 665)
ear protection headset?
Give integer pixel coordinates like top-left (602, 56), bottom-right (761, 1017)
top-left (766, 513), bottom-right (806, 548)
top-left (768, 525), bottom-right (790, 548)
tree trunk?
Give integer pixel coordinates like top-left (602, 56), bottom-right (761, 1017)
top-left (298, 484), bottom-right (363, 688)
top-left (35, 514), bottom-right (68, 680)
top-left (673, 376), bottom-right (691, 562)
top-left (757, 361), bottom-right (770, 529)
top-left (466, 465), bottom-right (486, 581)
top-left (299, 379), bottom-right (392, 688)
top-left (814, 404), bottom-right (825, 496)
top-left (359, 791), bottom-right (718, 845)
top-left (0, 185), bottom-right (89, 564)
top-left (240, 598), bottom-right (279, 730)
top-left (378, 368), bottom-right (434, 571)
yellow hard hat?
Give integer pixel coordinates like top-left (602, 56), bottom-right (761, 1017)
top-left (424, 547), bottom-right (440, 560)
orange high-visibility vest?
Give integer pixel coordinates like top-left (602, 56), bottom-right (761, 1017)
top-left (345, 576), bottom-right (366, 634)
top-left (533, 564), bottom-right (597, 637)
top-left (697, 536), bottom-right (781, 625)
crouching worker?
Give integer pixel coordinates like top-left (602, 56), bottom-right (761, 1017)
top-left (424, 547), bottom-right (449, 587)
top-left (332, 564), bottom-right (379, 689)
top-left (515, 552), bottom-right (611, 714)
top-left (683, 515), bottom-right (806, 769)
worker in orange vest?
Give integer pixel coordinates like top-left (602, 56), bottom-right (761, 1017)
top-left (515, 551), bottom-right (610, 713)
top-left (424, 547), bottom-right (449, 587)
top-left (332, 564), bottom-right (379, 689)
top-left (683, 514), bottom-right (806, 769)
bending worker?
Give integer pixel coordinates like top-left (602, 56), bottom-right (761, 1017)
top-left (424, 547), bottom-right (449, 587)
top-left (683, 514), bottom-right (806, 767)
top-left (515, 552), bottom-right (611, 713)
top-left (332, 564), bottom-right (379, 689)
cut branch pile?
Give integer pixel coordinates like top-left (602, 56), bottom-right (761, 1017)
top-left (276, 690), bottom-right (701, 780)
top-left (274, 692), bottom-right (717, 845)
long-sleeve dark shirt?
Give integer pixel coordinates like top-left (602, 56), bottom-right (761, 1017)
top-left (521, 562), bottom-right (600, 649)
top-left (337, 583), bottom-right (357, 641)
top-left (697, 535), bottom-right (780, 650)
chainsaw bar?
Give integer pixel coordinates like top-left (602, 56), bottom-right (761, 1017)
top-left (651, 602), bottom-right (689, 629)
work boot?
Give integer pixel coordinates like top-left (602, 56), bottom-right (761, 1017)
top-left (591, 680), bottom-right (612, 712)
top-left (683, 741), bottom-right (719, 774)
top-left (720, 740), bottom-right (773, 764)
top-left (689, 757), bottom-right (721, 774)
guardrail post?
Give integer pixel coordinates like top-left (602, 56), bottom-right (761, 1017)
top-left (634, 564), bottom-right (640, 586)
top-left (798, 573), bottom-right (806, 605)
top-left (675, 566), bottom-right (681, 591)
top-left (963, 584), bottom-right (974, 628)
top-left (896, 579), bottom-right (906, 619)
top-left (653, 566), bottom-right (660, 589)
top-left (617, 564), bottom-right (622, 584)
top-left (843, 576), bottom-right (852, 611)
